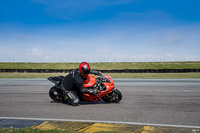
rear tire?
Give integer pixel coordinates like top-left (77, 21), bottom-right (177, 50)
top-left (102, 89), bottom-right (122, 103)
top-left (49, 86), bottom-right (64, 102)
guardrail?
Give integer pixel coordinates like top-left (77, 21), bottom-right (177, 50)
top-left (0, 69), bottom-right (200, 73)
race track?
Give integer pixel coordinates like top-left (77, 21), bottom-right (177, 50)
top-left (0, 79), bottom-right (200, 127)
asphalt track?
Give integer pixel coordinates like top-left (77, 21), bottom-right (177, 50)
top-left (0, 79), bottom-right (200, 130)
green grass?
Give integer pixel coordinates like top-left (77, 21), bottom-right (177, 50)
top-left (0, 62), bottom-right (199, 78)
top-left (0, 128), bottom-right (76, 133)
top-left (0, 128), bottom-right (123, 133)
top-left (107, 73), bottom-right (200, 79)
top-left (0, 62), bottom-right (200, 70)
top-left (0, 72), bottom-right (200, 79)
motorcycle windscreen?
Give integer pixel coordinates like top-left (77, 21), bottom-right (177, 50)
top-left (83, 75), bottom-right (96, 88)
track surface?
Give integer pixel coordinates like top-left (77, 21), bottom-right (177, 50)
top-left (0, 79), bottom-right (200, 127)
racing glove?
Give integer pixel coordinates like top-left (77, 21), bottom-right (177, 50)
top-left (90, 70), bottom-right (103, 76)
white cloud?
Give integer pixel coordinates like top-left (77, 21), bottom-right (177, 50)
top-left (26, 48), bottom-right (61, 62)
top-left (33, 0), bottom-right (133, 9)
top-left (0, 45), bottom-right (15, 55)
top-left (183, 55), bottom-right (196, 61)
top-left (147, 25), bottom-right (200, 48)
top-left (0, 45), bottom-right (199, 62)
top-left (166, 53), bottom-right (174, 58)
top-left (32, 0), bottom-right (134, 20)
top-left (0, 45), bottom-right (16, 61)
top-left (28, 48), bottom-right (44, 57)
top-left (128, 54), bottom-right (160, 62)
top-left (1, 21), bottom-right (200, 62)
top-left (94, 48), bottom-right (126, 62)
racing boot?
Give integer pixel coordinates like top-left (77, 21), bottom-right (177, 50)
top-left (64, 90), bottom-right (80, 106)
top-left (61, 85), bottom-right (79, 106)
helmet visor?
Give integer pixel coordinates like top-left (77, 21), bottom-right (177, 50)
top-left (82, 69), bottom-right (90, 74)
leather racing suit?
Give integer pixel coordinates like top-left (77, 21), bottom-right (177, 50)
top-left (61, 68), bottom-right (102, 106)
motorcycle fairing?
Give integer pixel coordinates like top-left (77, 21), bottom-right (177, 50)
top-left (47, 76), bottom-right (64, 84)
top-left (83, 75), bottom-right (115, 102)
top-left (83, 75), bottom-right (96, 88)
top-left (83, 89), bottom-right (113, 102)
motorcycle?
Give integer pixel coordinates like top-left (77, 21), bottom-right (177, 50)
top-left (47, 74), bottom-right (122, 104)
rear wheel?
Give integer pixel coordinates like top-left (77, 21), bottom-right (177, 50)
top-left (49, 86), bottom-right (64, 102)
top-left (102, 89), bottom-right (122, 103)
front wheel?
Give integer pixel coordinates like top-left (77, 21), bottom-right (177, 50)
top-left (102, 89), bottom-right (122, 103)
top-left (49, 86), bottom-right (64, 102)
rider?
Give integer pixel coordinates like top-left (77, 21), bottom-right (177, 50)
top-left (61, 62), bottom-right (102, 106)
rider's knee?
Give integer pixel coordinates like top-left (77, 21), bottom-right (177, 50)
top-left (67, 91), bottom-right (80, 106)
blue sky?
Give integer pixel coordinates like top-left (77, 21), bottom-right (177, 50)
top-left (0, 0), bottom-right (200, 62)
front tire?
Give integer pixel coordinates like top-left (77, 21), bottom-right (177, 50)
top-left (102, 89), bottom-right (122, 103)
top-left (49, 86), bottom-right (64, 102)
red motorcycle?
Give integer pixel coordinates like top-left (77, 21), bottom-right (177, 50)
top-left (48, 74), bottom-right (122, 104)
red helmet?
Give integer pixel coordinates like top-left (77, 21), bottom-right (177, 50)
top-left (79, 62), bottom-right (90, 78)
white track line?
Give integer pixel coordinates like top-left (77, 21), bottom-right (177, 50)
top-left (0, 117), bottom-right (200, 129)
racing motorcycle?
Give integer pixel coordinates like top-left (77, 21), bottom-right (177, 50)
top-left (47, 74), bottom-right (122, 104)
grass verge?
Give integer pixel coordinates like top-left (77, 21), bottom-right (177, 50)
top-left (0, 128), bottom-right (76, 133)
top-left (0, 128), bottom-right (122, 133)
top-left (0, 72), bottom-right (200, 79)
top-left (0, 62), bottom-right (200, 69)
